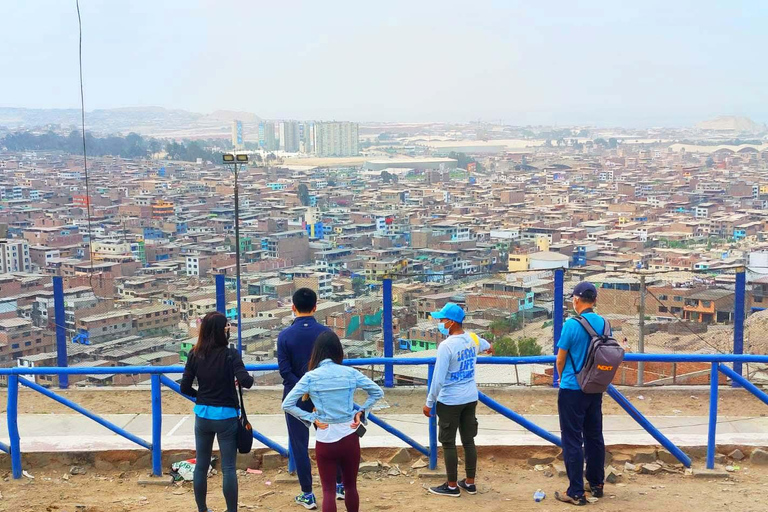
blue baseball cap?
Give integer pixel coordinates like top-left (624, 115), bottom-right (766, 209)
top-left (431, 302), bottom-right (466, 323)
top-left (571, 282), bottom-right (598, 301)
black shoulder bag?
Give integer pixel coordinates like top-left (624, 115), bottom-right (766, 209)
top-left (228, 348), bottom-right (253, 454)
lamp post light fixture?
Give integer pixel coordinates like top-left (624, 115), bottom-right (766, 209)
top-left (222, 153), bottom-right (248, 354)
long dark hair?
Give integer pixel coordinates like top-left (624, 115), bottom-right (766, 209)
top-left (303, 331), bottom-right (345, 401)
top-left (308, 331), bottom-right (344, 371)
top-left (193, 311), bottom-right (228, 359)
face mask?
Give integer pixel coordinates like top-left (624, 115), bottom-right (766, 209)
top-left (438, 321), bottom-right (450, 336)
top-left (226, 329), bottom-right (231, 342)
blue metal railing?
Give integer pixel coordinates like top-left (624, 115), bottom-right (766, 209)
top-left (3, 353), bottom-right (768, 479)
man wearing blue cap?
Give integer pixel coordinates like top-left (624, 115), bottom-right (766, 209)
top-left (423, 303), bottom-right (492, 497)
top-left (555, 282), bottom-right (606, 506)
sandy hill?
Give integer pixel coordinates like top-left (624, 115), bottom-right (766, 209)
top-left (696, 115), bottom-right (765, 133)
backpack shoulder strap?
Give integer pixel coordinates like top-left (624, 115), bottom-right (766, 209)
top-left (574, 315), bottom-right (599, 338)
top-left (603, 318), bottom-right (612, 337)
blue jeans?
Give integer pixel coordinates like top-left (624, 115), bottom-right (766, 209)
top-left (194, 416), bottom-right (239, 512)
top-left (558, 388), bottom-right (605, 499)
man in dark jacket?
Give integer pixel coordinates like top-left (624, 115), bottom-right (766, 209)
top-left (277, 288), bottom-right (342, 510)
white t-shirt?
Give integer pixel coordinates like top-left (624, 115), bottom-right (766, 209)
top-left (315, 422), bottom-right (359, 444)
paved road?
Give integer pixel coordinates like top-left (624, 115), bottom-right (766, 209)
top-left (2, 413), bottom-right (768, 452)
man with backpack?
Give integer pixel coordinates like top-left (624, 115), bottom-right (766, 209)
top-left (555, 282), bottom-right (624, 506)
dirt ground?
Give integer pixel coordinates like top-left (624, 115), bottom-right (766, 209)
top-left (1, 449), bottom-right (767, 512)
top-left (1, 386), bottom-right (766, 418)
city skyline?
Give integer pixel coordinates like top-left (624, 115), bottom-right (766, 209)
top-left (2, 1), bottom-right (766, 127)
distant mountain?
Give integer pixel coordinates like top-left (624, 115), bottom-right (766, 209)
top-left (204, 110), bottom-right (261, 123)
top-left (0, 107), bottom-right (262, 136)
top-left (696, 116), bottom-right (765, 133)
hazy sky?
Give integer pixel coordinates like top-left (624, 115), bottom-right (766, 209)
top-left (2, 0), bottom-right (766, 126)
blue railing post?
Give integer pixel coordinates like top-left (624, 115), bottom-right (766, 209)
top-left (707, 363), bottom-right (719, 469)
top-left (151, 374), bottom-right (163, 476)
top-left (17, 376), bottom-right (151, 449)
top-left (553, 269), bottom-right (564, 387)
top-left (427, 363), bottom-right (438, 470)
top-left (383, 278), bottom-right (394, 388)
top-left (215, 273), bottom-right (226, 315)
top-left (53, 276), bottom-right (68, 389)
top-left (719, 364), bottom-right (768, 406)
top-left (7, 374), bottom-right (22, 479)
top-left (478, 393), bottom-right (562, 446)
top-left (288, 445), bottom-right (296, 474)
top-left (733, 270), bottom-right (746, 386)
top-left (606, 385), bottom-right (691, 467)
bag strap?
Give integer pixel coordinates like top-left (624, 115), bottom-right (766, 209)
top-left (226, 348), bottom-right (246, 417)
top-left (574, 315), bottom-right (600, 338)
top-left (238, 381), bottom-right (247, 419)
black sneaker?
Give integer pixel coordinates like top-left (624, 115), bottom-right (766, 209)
top-left (457, 479), bottom-right (477, 495)
top-left (586, 483), bottom-right (604, 498)
top-left (429, 483), bottom-right (461, 498)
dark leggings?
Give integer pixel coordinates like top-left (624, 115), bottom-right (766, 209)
top-left (437, 401), bottom-right (478, 483)
top-left (315, 433), bottom-right (361, 512)
top-left (194, 416), bottom-right (239, 512)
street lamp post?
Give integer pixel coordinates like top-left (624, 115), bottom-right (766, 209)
top-left (223, 153), bottom-right (248, 354)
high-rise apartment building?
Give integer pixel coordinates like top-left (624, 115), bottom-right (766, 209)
top-left (313, 122), bottom-right (359, 157)
top-left (231, 120), bottom-right (243, 148)
top-left (0, 239), bottom-right (31, 273)
top-left (262, 122), bottom-right (278, 151)
top-left (282, 121), bottom-right (301, 153)
top-left (300, 122), bottom-right (315, 153)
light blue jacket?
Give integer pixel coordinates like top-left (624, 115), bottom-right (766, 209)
top-left (426, 332), bottom-right (491, 408)
top-left (281, 359), bottom-right (384, 428)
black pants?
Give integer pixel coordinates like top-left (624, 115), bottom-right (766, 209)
top-left (194, 416), bottom-right (238, 512)
top-left (558, 388), bottom-right (605, 499)
top-left (436, 401), bottom-right (478, 483)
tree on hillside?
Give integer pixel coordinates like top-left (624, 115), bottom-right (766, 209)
top-left (492, 336), bottom-right (542, 357)
top-left (352, 276), bottom-right (367, 296)
top-left (297, 183), bottom-right (310, 206)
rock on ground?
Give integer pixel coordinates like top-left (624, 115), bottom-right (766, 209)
top-left (389, 449), bottom-right (411, 465)
top-left (632, 449), bottom-right (658, 464)
top-left (751, 449), bottom-right (768, 465)
top-left (359, 461), bottom-right (382, 474)
top-left (527, 453), bottom-right (555, 466)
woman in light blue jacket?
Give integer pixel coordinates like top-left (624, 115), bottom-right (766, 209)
top-left (282, 331), bottom-right (383, 512)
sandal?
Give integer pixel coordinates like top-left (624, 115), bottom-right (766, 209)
top-left (555, 491), bottom-right (587, 506)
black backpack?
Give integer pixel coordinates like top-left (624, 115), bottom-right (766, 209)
top-left (567, 316), bottom-right (625, 394)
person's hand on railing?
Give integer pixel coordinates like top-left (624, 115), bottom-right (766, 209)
top-left (486, 344), bottom-right (495, 356)
top-left (422, 405), bottom-right (434, 417)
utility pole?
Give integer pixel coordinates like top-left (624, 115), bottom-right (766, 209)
top-left (234, 161), bottom-right (242, 354)
top-left (638, 274), bottom-right (646, 386)
top-left (223, 153), bottom-right (248, 354)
